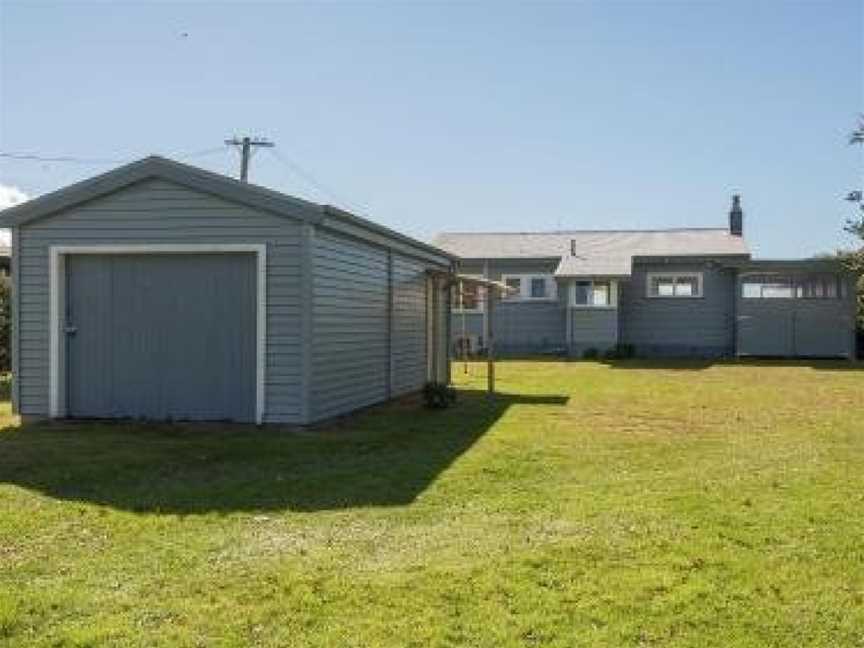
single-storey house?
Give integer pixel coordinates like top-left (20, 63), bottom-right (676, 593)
top-left (0, 156), bottom-right (455, 424)
top-left (434, 197), bottom-right (858, 359)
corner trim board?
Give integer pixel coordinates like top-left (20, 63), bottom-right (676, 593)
top-left (48, 243), bottom-right (268, 424)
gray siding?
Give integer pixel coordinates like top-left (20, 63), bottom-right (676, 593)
top-left (16, 179), bottom-right (305, 423)
top-left (570, 308), bottom-right (619, 354)
top-left (391, 255), bottom-right (428, 396)
top-left (310, 230), bottom-right (448, 420)
top-left (736, 274), bottom-right (857, 358)
top-left (619, 262), bottom-right (736, 357)
top-left (310, 230), bottom-right (389, 421)
top-left (451, 259), bottom-right (564, 355)
top-left (495, 301), bottom-right (565, 353)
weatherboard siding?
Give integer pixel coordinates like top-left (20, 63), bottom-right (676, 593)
top-left (619, 262), bottom-right (736, 357)
top-left (452, 259), bottom-right (564, 354)
top-left (569, 309), bottom-right (619, 353)
top-left (16, 178), bottom-right (306, 423)
top-left (391, 255), bottom-right (428, 396)
top-left (309, 230), bottom-right (390, 421)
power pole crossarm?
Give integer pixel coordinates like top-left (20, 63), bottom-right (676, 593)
top-left (224, 136), bottom-right (274, 182)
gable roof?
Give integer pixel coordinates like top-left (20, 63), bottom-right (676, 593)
top-left (0, 156), bottom-right (454, 264)
top-left (432, 228), bottom-right (751, 277)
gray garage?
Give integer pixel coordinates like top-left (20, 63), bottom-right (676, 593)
top-left (1, 156), bottom-right (454, 424)
top-left (735, 261), bottom-right (858, 359)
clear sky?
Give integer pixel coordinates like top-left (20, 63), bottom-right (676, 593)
top-left (1, 1), bottom-right (861, 257)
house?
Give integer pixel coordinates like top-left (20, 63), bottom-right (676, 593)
top-left (0, 156), bottom-right (455, 424)
top-left (433, 197), bottom-right (858, 359)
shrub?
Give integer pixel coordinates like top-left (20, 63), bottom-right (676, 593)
top-left (422, 382), bottom-right (457, 409)
top-left (615, 343), bottom-right (636, 359)
top-left (602, 348), bottom-right (619, 360)
top-left (582, 348), bottom-right (599, 360)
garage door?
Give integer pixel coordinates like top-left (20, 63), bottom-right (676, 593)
top-left (737, 303), bottom-right (853, 358)
top-left (65, 253), bottom-right (257, 421)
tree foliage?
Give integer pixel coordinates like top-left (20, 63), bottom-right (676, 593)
top-left (844, 116), bottom-right (864, 329)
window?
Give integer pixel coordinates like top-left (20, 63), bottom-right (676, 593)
top-left (453, 279), bottom-right (484, 312)
top-left (591, 281), bottom-right (610, 306)
top-left (500, 274), bottom-right (556, 301)
top-left (572, 280), bottom-right (614, 307)
top-left (647, 273), bottom-right (703, 298)
top-left (797, 275), bottom-right (840, 299)
top-left (504, 277), bottom-right (521, 298)
top-left (530, 278), bottom-right (546, 299)
top-left (742, 274), bottom-right (843, 300)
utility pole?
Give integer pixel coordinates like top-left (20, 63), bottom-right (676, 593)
top-left (224, 136), bottom-right (274, 182)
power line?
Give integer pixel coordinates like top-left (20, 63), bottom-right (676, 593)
top-left (266, 147), bottom-right (367, 215)
top-left (0, 151), bottom-right (128, 164)
top-left (0, 145), bottom-right (230, 166)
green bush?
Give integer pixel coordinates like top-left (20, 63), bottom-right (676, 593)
top-left (422, 382), bottom-right (457, 409)
top-left (582, 348), bottom-right (599, 360)
top-left (615, 343), bottom-right (636, 359)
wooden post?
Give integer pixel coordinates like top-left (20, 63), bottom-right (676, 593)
top-left (486, 285), bottom-right (495, 396)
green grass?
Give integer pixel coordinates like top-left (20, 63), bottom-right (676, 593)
top-left (1, 360), bottom-right (863, 647)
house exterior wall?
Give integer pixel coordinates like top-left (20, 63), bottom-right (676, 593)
top-left (450, 258), bottom-right (739, 358)
top-left (619, 261), bottom-right (736, 357)
top-left (15, 178), bottom-right (307, 423)
top-left (569, 308), bottom-right (619, 355)
top-left (452, 259), bottom-right (564, 354)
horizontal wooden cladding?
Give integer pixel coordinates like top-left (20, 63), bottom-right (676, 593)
top-left (619, 264), bottom-right (735, 350)
top-left (15, 178), bottom-right (305, 422)
top-left (310, 231), bottom-right (389, 421)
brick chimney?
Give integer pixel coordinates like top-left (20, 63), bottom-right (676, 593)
top-left (729, 194), bottom-right (743, 236)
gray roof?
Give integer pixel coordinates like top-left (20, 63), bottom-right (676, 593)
top-left (0, 156), bottom-right (454, 265)
top-left (432, 229), bottom-right (751, 277)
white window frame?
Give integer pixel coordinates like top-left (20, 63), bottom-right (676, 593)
top-left (646, 272), bottom-right (703, 299)
top-left (48, 244), bottom-right (268, 424)
top-left (452, 275), bottom-right (484, 313)
top-left (500, 274), bottom-right (557, 302)
top-left (569, 279), bottom-right (618, 309)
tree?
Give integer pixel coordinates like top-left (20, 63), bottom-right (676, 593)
top-left (843, 116), bottom-right (864, 330)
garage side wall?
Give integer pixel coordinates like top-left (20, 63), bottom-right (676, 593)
top-left (309, 230), bottom-right (389, 421)
top-left (16, 179), bottom-right (306, 423)
top-left (309, 228), bottom-right (448, 422)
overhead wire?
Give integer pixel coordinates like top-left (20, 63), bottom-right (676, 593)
top-left (0, 145), bottom-right (230, 166)
top-left (265, 147), bottom-right (368, 216)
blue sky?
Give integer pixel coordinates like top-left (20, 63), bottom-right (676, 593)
top-left (0, 1), bottom-right (861, 257)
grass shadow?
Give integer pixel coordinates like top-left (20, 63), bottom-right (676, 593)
top-left (0, 389), bottom-right (568, 514)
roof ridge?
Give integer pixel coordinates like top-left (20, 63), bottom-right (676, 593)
top-left (435, 227), bottom-right (730, 236)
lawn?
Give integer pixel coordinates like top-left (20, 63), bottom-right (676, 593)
top-left (0, 360), bottom-right (862, 647)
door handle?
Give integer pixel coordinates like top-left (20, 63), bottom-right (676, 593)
top-left (64, 325), bottom-right (78, 335)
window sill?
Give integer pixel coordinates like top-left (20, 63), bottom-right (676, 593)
top-left (502, 298), bottom-right (558, 304)
top-left (570, 305), bottom-right (618, 310)
top-left (646, 295), bottom-right (704, 300)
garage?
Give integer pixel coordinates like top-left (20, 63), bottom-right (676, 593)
top-left (736, 265), bottom-right (857, 358)
top-left (1, 156), bottom-right (455, 425)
